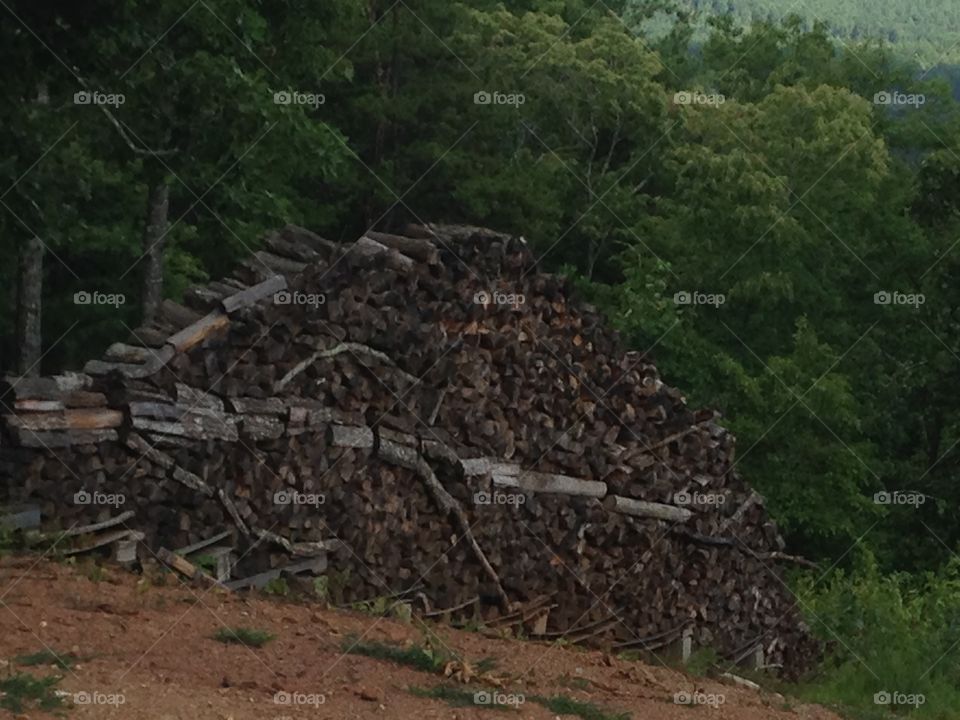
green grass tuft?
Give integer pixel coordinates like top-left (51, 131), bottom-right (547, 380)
top-left (14, 648), bottom-right (81, 670)
top-left (0, 673), bottom-right (64, 713)
top-left (342, 637), bottom-right (447, 673)
top-left (531, 694), bottom-right (630, 720)
top-left (409, 685), bottom-right (522, 712)
top-left (213, 626), bottom-right (275, 648)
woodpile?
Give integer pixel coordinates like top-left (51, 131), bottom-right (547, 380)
top-left (0, 222), bottom-right (819, 675)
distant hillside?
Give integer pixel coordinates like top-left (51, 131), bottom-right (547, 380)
top-left (631, 0), bottom-right (960, 67)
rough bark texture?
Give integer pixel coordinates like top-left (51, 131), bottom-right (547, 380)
top-left (16, 234), bottom-right (44, 376)
top-left (141, 183), bottom-right (170, 324)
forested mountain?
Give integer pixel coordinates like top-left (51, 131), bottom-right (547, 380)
top-left (631, 0), bottom-right (960, 67)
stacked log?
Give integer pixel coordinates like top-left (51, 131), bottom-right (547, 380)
top-left (0, 222), bottom-right (819, 675)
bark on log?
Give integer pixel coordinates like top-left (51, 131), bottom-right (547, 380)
top-left (220, 275), bottom-right (287, 314)
top-left (165, 311), bottom-right (231, 354)
top-left (603, 495), bottom-right (693, 522)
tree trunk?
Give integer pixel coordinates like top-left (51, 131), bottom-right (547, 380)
top-left (16, 235), bottom-right (44, 376)
top-left (142, 182), bottom-right (169, 324)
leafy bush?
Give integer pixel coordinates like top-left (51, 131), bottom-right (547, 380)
top-left (795, 553), bottom-right (960, 719)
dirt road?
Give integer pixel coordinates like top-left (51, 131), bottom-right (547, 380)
top-left (0, 557), bottom-right (839, 720)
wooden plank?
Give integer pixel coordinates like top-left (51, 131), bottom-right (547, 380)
top-left (353, 235), bottom-right (415, 269)
top-left (165, 311), bottom-right (230, 354)
top-left (58, 511), bottom-right (135, 538)
top-left (175, 383), bottom-right (224, 412)
top-left (219, 489), bottom-right (249, 536)
top-left (64, 529), bottom-right (144, 556)
top-left (7, 408), bottom-right (123, 432)
top-left (113, 537), bottom-right (139, 565)
top-left (603, 495), bottom-right (693, 522)
top-left (0, 505), bottom-right (41, 530)
top-left (175, 530), bottom-right (232, 557)
top-left (328, 424), bottom-right (375, 449)
top-left (224, 556), bottom-right (327, 591)
top-left (492, 470), bottom-right (606, 498)
top-left (364, 230), bottom-right (440, 264)
top-left (13, 399), bottom-right (63, 412)
top-left (239, 415), bottom-right (285, 441)
top-left (15, 428), bottom-right (119, 448)
top-left (157, 547), bottom-right (226, 587)
top-left (226, 397), bottom-right (286, 415)
top-left (124, 432), bottom-right (175, 469)
top-left (63, 391), bottom-right (108, 409)
top-left (220, 275), bottom-right (287, 314)
top-left (84, 345), bottom-right (174, 379)
top-left (128, 402), bottom-right (182, 420)
top-left (172, 465), bottom-right (214, 497)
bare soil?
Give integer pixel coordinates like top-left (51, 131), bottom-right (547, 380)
top-left (0, 556), bottom-right (840, 720)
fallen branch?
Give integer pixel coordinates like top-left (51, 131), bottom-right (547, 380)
top-left (274, 342), bottom-right (419, 393)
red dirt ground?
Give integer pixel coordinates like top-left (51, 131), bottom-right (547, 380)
top-left (0, 556), bottom-right (841, 720)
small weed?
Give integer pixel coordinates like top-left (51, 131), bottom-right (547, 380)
top-left (409, 685), bottom-right (511, 711)
top-left (410, 686), bottom-right (629, 719)
top-left (264, 577), bottom-right (290, 596)
top-left (343, 637), bottom-right (447, 673)
top-left (213, 627), bottom-right (275, 648)
top-left (350, 595), bottom-right (391, 616)
top-left (531, 693), bottom-right (630, 720)
top-left (684, 647), bottom-right (719, 677)
top-left (192, 554), bottom-right (218, 574)
top-left (14, 648), bottom-right (81, 670)
top-left (84, 563), bottom-right (105, 583)
top-left (0, 673), bottom-right (64, 714)
top-left (312, 576), bottom-right (329, 601)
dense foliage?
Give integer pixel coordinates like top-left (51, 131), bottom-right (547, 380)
top-left (631, 0), bottom-right (960, 68)
top-left (3, 2), bottom-right (960, 714)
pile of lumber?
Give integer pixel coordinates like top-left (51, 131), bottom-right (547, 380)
top-left (0, 223), bottom-right (819, 675)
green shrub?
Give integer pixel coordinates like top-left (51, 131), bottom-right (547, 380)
top-left (795, 553), bottom-right (960, 719)
top-left (0, 673), bottom-right (63, 713)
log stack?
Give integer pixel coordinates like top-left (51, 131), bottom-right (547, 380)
top-left (0, 222), bottom-right (819, 675)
